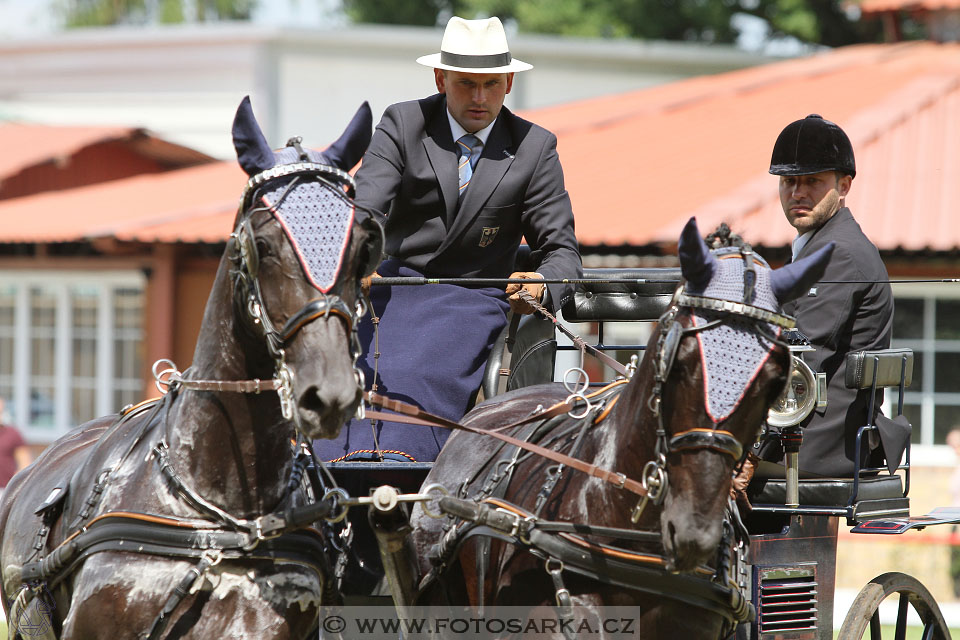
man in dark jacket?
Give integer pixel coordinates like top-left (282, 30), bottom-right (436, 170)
top-left (314, 16), bottom-right (581, 464)
top-left (771, 114), bottom-right (893, 477)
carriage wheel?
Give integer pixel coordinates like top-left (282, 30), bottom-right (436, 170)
top-left (837, 572), bottom-right (950, 640)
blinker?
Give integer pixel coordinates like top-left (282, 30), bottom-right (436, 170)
top-left (238, 218), bottom-right (259, 279)
top-left (658, 322), bottom-right (683, 382)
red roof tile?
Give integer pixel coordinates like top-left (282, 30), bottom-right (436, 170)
top-left (859, 0), bottom-right (960, 13)
top-left (1, 42), bottom-right (958, 254)
top-left (0, 162), bottom-right (244, 244)
top-left (0, 123), bottom-right (135, 179)
top-left (524, 41), bottom-right (960, 251)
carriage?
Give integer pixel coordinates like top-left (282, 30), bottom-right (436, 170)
top-left (326, 261), bottom-right (956, 640)
top-left (1, 102), bottom-right (955, 640)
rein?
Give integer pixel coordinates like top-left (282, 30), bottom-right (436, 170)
top-left (365, 386), bottom-right (649, 497)
top-left (518, 290), bottom-right (631, 377)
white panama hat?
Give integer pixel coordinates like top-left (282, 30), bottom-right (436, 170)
top-left (416, 16), bottom-right (533, 74)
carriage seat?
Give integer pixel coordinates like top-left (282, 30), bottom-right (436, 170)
top-left (749, 348), bottom-right (914, 522)
top-left (749, 472), bottom-right (904, 506)
top-left (481, 268), bottom-right (681, 398)
top-left (748, 473), bottom-right (908, 522)
top-left (560, 268), bottom-right (682, 322)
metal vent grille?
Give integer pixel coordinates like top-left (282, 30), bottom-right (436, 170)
top-left (758, 566), bottom-right (818, 634)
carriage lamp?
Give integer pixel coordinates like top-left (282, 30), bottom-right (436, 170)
top-left (767, 338), bottom-right (827, 428)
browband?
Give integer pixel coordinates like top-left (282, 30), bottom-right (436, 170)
top-left (238, 162), bottom-right (355, 211)
top-left (676, 292), bottom-right (796, 329)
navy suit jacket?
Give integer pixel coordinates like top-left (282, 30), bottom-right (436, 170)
top-left (355, 93), bottom-right (582, 309)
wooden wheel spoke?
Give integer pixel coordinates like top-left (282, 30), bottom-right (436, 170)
top-left (870, 611), bottom-right (882, 639)
top-left (838, 572), bottom-right (949, 640)
top-left (894, 592), bottom-right (908, 640)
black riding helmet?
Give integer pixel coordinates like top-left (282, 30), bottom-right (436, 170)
top-left (769, 114), bottom-right (856, 178)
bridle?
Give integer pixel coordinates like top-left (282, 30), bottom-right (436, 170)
top-left (192, 157), bottom-right (382, 431)
top-left (635, 247), bottom-right (796, 520)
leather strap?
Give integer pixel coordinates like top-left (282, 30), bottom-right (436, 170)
top-left (518, 291), bottom-right (631, 377)
top-left (669, 427), bottom-right (744, 461)
top-left (675, 292), bottom-right (796, 329)
top-left (366, 391), bottom-right (648, 498)
top-left (176, 378), bottom-right (281, 393)
top-left (496, 312), bottom-right (523, 396)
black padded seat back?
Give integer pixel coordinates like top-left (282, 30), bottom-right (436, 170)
top-left (845, 348), bottom-right (913, 389)
top-left (481, 266), bottom-right (682, 399)
top-left (561, 268), bottom-right (681, 322)
top-left (481, 312), bottom-right (556, 399)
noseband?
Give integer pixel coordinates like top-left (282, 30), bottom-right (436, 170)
top-left (227, 161), bottom-right (373, 428)
top-left (635, 248), bottom-right (796, 518)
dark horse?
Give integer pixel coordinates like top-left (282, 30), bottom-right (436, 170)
top-left (0, 97), bottom-right (382, 639)
top-left (410, 219), bottom-right (834, 638)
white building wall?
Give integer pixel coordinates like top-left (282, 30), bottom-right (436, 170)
top-left (0, 23), bottom-right (781, 159)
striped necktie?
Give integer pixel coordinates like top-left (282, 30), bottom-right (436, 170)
top-left (457, 133), bottom-right (482, 201)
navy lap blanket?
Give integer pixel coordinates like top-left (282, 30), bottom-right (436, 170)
top-left (312, 259), bottom-right (509, 463)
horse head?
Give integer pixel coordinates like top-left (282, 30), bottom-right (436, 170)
top-left (654, 217), bottom-right (832, 571)
top-left (219, 96), bottom-right (382, 439)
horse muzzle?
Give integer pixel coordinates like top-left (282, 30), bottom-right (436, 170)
top-left (661, 494), bottom-right (724, 573)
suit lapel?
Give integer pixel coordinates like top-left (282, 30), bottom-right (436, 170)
top-left (439, 114), bottom-right (515, 254)
top-left (421, 100), bottom-right (459, 225)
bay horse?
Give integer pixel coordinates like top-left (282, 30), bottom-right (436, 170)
top-left (0, 97), bottom-right (382, 640)
top-left (410, 218), bottom-right (834, 639)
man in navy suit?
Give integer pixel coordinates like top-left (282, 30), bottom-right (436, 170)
top-left (314, 16), bottom-right (581, 464)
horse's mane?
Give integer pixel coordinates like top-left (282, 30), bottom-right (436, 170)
top-left (705, 223), bottom-right (752, 251)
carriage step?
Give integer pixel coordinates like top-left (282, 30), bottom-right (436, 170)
top-left (850, 506), bottom-right (960, 534)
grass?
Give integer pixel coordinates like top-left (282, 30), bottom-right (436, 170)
top-left (835, 626), bottom-right (960, 639)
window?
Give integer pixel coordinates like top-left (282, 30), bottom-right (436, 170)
top-left (0, 271), bottom-right (145, 442)
top-left (890, 286), bottom-right (960, 451)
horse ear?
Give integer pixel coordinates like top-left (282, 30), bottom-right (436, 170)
top-left (232, 96), bottom-right (276, 176)
top-left (678, 217), bottom-right (717, 289)
top-left (770, 243), bottom-right (835, 303)
top-left (323, 101), bottom-right (372, 172)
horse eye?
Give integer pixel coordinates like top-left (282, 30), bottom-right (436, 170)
top-left (255, 238), bottom-right (273, 258)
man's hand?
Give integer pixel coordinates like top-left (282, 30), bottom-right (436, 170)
top-left (505, 272), bottom-right (545, 315)
top-left (361, 271), bottom-right (381, 296)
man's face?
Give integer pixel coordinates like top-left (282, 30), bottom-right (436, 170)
top-left (435, 69), bottom-right (514, 133)
top-left (779, 170), bottom-right (852, 234)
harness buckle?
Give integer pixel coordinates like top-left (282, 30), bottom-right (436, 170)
top-left (612, 472), bottom-right (627, 489)
top-left (493, 507), bottom-right (522, 538)
top-left (202, 549), bottom-right (223, 567)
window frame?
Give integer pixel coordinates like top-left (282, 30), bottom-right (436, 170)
top-left (0, 269), bottom-right (145, 443)
top-left (889, 281), bottom-right (960, 465)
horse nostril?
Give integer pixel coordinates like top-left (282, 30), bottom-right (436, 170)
top-left (299, 386), bottom-right (328, 415)
top-left (300, 386), bottom-right (356, 422)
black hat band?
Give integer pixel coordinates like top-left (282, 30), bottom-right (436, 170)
top-left (440, 50), bottom-right (512, 68)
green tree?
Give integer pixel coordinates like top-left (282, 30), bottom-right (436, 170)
top-left (60, 0), bottom-right (255, 27)
top-left (342, 0), bottom-right (472, 26)
top-left (343, 0), bottom-right (880, 47)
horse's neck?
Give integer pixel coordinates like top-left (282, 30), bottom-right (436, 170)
top-left (584, 343), bottom-right (659, 479)
top-left (166, 258), bottom-right (295, 516)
